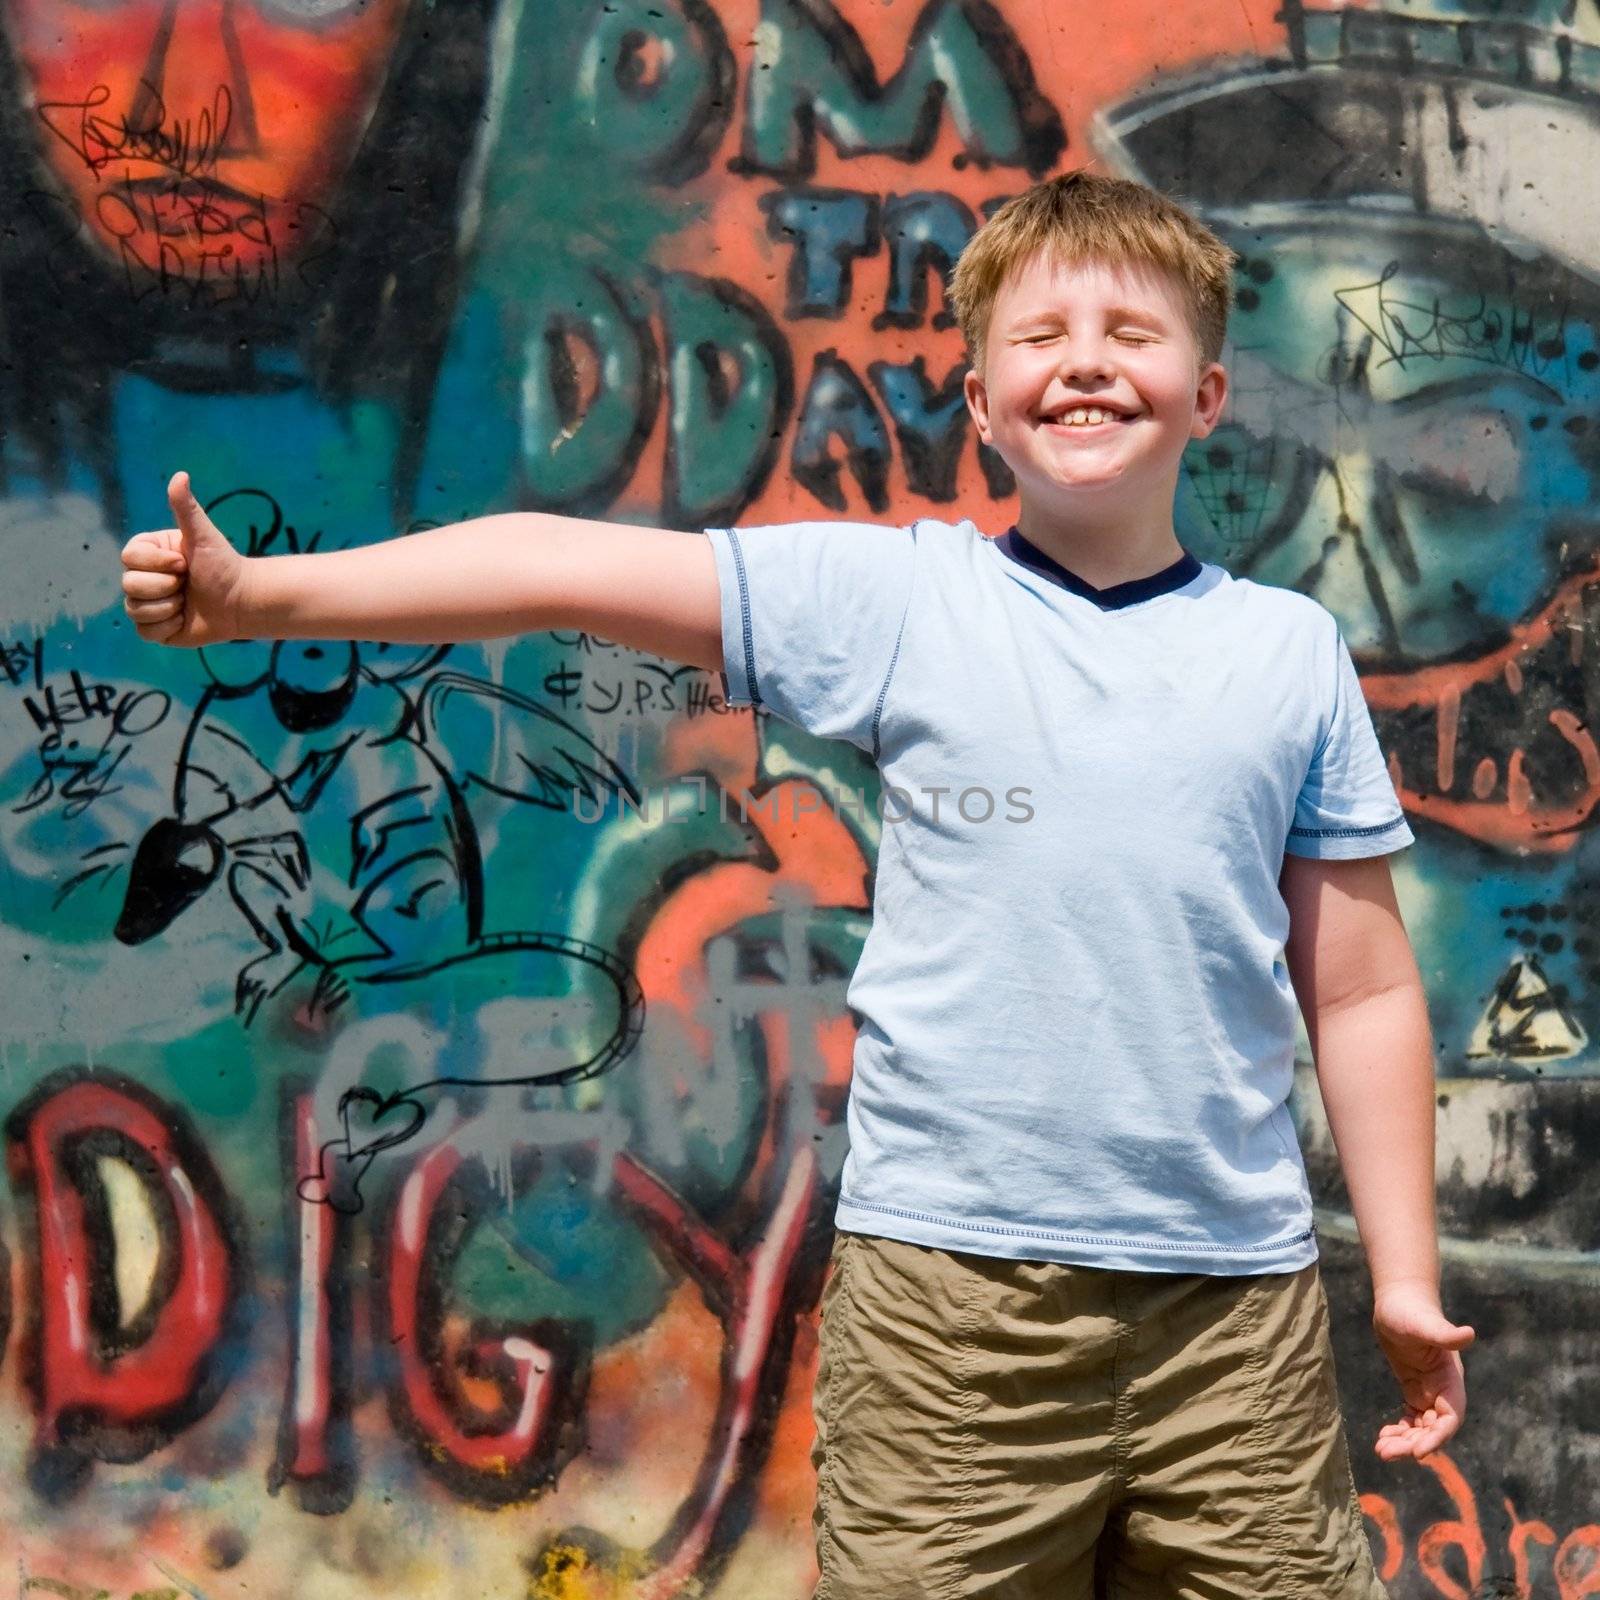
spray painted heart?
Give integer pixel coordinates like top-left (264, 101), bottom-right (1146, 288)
top-left (297, 1088), bottom-right (427, 1214)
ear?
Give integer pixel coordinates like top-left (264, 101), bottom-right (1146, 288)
top-left (1189, 360), bottom-right (1229, 440)
top-left (963, 362), bottom-right (994, 445)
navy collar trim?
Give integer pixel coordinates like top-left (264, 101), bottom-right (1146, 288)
top-left (995, 527), bottom-right (1202, 610)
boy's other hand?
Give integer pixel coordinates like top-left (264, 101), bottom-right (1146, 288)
top-left (1371, 1282), bottom-right (1474, 1462)
top-left (120, 472), bottom-right (249, 647)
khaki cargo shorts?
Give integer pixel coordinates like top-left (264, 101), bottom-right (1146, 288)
top-left (811, 1231), bottom-right (1387, 1600)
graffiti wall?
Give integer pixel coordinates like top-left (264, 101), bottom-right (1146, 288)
top-left (0, 0), bottom-right (1595, 1595)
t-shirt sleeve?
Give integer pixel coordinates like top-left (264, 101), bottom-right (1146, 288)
top-left (703, 520), bottom-right (917, 756)
top-left (1285, 618), bottom-right (1415, 859)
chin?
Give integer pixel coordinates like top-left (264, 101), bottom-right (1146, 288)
top-left (1043, 466), bottom-right (1135, 495)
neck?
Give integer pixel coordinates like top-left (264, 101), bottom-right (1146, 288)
top-left (1014, 486), bottom-right (1185, 590)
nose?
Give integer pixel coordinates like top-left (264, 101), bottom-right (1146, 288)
top-left (1055, 332), bottom-right (1116, 389)
top-left (127, 0), bottom-right (260, 159)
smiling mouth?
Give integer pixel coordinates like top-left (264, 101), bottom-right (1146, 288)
top-left (1361, 560), bottom-right (1600, 854)
top-left (1041, 406), bottom-right (1137, 429)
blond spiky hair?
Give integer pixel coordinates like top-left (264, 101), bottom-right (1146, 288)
top-left (949, 171), bottom-right (1236, 373)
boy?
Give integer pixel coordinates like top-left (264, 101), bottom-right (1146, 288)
top-left (120, 172), bottom-right (1472, 1598)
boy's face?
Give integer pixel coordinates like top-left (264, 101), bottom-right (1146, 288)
top-left (964, 252), bottom-right (1227, 525)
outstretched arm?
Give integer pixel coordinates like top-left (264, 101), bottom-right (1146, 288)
top-left (1280, 851), bottom-right (1475, 1462)
top-left (121, 471), bottom-right (724, 671)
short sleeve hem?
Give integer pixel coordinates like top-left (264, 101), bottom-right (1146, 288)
top-left (1283, 814), bottom-right (1415, 859)
top-left (704, 526), bottom-right (757, 708)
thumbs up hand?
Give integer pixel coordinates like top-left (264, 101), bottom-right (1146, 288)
top-left (121, 472), bottom-right (250, 647)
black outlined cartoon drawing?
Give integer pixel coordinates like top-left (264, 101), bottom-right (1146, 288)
top-left (106, 491), bottom-right (647, 1207)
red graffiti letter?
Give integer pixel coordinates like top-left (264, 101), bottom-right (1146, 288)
top-left (1557, 1525), bottom-right (1600, 1600)
top-left (1505, 1497), bottom-right (1557, 1597)
top-left (1414, 1453), bottom-right (1486, 1600)
top-left (270, 1092), bottom-right (356, 1514)
top-left (5, 1070), bottom-right (243, 1500)
top-left (1361, 1492), bottom-right (1405, 1584)
top-left (381, 1141), bottom-right (587, 1504)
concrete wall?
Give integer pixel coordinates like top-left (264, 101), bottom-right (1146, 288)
top-left (0, 1), bottom-right (1594, 1595)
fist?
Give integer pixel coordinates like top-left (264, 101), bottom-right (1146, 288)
top-left (121, 472), bottom-right (249, 648)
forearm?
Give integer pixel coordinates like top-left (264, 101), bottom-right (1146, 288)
top-left (128, 473), bottom-right (723, 665)
top-left (240, 513), bottom-right (579, 643)
top-left (1311, 979), bottom-right (1440, 1296)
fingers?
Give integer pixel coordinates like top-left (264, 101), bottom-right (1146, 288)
top-left (1373, 1405), bottom-right (1461, 1461)
top-left (1375, 1428), bottom-right (1421, 1462)
top-left (124, 594), bottom-right (184, 626)
top-left (122, 561), bottom-right (186, 637)
top-left (121, 529), bottom-right (186, 570)
top-left (122, 568), bottom-right (183, 601)
top-left (131, 612), bottom-right (185, 644)
top-left (1374, 1373), bottom-right (1466, 1462)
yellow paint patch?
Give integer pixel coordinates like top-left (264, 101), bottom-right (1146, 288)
top-left (528, 1542), bottom-right (653, 1600)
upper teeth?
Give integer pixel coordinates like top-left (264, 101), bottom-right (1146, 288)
top-left (1059, 408), bottom-right (1113, 426)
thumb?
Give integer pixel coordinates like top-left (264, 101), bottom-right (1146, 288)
top-left (1407, 1313), bottom-right (1475, 1352)
top-left (167, 470), bottom-right (212, 559)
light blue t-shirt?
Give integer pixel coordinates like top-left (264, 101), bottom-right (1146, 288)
top-left (703, 516), bottom-right (1413, 1274)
